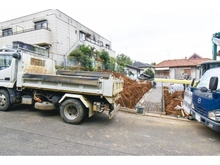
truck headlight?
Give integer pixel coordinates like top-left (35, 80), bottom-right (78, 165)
top-left (208, 110), bottom-right (220, 121)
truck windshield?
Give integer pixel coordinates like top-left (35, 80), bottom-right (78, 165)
top-left (0, 54), bottom-right (12, 70)
top-left (197, 67), bottom-right (220, 90)
top-left (200, 62), bottom-right (220, 76)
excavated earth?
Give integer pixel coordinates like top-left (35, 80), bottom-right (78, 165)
top-left (113, 72), bottom-right (152, 109)
top-left (113, 72), bottom-right (186, 117)
top-left (163, 86), bottom-right (186, 117)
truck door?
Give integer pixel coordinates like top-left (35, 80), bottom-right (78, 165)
top-left (0, 53), bottom-right (15, 84)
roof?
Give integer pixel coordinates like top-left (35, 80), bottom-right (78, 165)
top-left (153, 57), bottom-right (211, 68)
top-left (153, 53), bottom-right (211, 68)
top-left (125, 64), bottom-right (143, 70)
top-left (132, 61), bottom-right (152, 68)
top-left (188, 53), bottom-right (203, 60)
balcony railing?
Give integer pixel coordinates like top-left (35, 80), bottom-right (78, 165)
top-left (0, 27), bottom-right (51, 38)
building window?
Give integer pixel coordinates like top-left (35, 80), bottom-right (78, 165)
top-left (79, 31), bottom-right (86, 41)
top-left (34, 20), bottom-right (48, 30)
top-left (86, 33), bottom-right (91, 39)
top-left (99, 41), bottom-right (103, 47)
top-left (2, 28), bottom-right (13, 36)
top-left (105, 44), bottom-right (110, 49)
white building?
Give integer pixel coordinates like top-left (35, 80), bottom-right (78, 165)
top-left (0, 9), bottom-right (115, 66)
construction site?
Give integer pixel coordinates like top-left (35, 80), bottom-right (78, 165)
top-left (113, 72), bottom-right (186, 118)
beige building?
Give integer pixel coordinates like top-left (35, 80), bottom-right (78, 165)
top-left (0, 9), bottom-right (115, 66)
top-left (153, 53), bottom-right (210, 80)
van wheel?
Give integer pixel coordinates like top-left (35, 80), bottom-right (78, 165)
top-left (0, 89), bottom-right (10, 111)
top-left (60, 99), bottom-right (84, 124)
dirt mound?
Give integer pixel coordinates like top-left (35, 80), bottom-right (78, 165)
top-left (163, 87), bottom-right (186, 117)
top-left (113, 72), bottom-right (186, 117)
top-left (113, 72), bottom-right (152, 109)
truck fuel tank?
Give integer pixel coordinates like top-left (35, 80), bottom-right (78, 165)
top-left (35, 101), bottom-right (57, 110)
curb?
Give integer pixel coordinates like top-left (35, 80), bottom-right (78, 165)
top-left (143, 112), bottom-right (191, 122)
top-left (119, 107), bottom-right (191, 122)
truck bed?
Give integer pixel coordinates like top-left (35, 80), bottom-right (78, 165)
top-left (23, 73), bottom-right (100, 86)
top-left (57, 70), bottom-right (112, 79)
top-left (21, 71), bottom-right (123, 98)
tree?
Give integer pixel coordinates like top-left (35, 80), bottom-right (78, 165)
top-left (68, 44), bottom-right (94, 71)
top-left (109, 57), bottom-right (116, 71)
top-left (151, 62), bottom-right (156, 66)
top-left (99, 50), bottom-right (110, 70)
top-left (144, 68), bottom-right (155, 78)
top-left (79, 44), bottom-right (95, 58)
top-left (68, 49), bottom-right (84, 66)
top-left (116, 54), bottom-right (132, 66)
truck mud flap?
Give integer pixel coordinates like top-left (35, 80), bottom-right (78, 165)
top-left (109, 104), bottom-right (120, 119)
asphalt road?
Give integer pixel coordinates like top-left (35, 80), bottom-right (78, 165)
top-left (0, 105), bottom-right (220, 156)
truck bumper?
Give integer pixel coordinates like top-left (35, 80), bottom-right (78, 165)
top-left (109, 104), bottom-right (120, 119)
top-left (191, 109), bottom-right (220, 132)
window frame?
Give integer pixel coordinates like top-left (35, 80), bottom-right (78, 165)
top-left (34, 20), bottom-right (48, 30)
top-left (2, 28), bottom-right (13, 36)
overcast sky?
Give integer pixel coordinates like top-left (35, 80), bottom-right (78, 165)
top-left (1, 0), bottom-right (220, 64)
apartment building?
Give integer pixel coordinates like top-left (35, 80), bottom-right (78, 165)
top-left (0, 9), bottom-right (115, 66)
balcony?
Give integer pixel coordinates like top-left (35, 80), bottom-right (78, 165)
top-left (0, 27), bottom-right (52, 46)
top-left (83, 39), bottom-right (116, 58)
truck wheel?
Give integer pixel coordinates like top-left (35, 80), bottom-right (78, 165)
top-left (0, 89), bottom-right (10, 111)
top-left (60, 99), bottom-right (85, 124)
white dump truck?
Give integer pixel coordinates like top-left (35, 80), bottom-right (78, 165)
top-left (0, 43), bottom-right (123, 124)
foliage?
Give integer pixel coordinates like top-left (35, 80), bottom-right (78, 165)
top-left (116, 54), bottom-right (132, 65)
top-left (144, 68), bottom-right (155, 78)
top-left (128, 71), bottom-right (134, 76)
top-left (151, 62), bottom-right (156, 66)
top-left (79, 44), bottom-right (95, 58)
top-left (99, 50), bottom-right (110, 70)
top-left (116, 65), bottom-right (125, 74)
top-left (55, 65), bottom-right (64, 70)
top-left (69, 49), bottom-right (84, 66)
top-left (109, 57), bottom-right (116, 71)
top-left (67, 44), bottom-right (135, 73)
top-left (68, 44), bottom-right (94, 71)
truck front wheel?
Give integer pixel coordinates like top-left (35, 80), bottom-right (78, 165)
top-left (60, 99), bottom-right (85, 124)
top-left (0, 89), bottom-right (10, 111)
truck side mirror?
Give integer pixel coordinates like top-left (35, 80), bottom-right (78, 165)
top-left (12, 53), bottom-right (21, 60)
top-left (190, 87), bottom-right (195, 92)
top-left (209, 77), bottom-right (218, 90)
top-left (191, 78), bottom-right (195, 87)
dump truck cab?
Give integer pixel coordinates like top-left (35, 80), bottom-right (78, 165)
top-left (0, 49), bottom-right (18, 86)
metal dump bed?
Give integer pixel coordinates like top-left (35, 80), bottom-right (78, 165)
top-left (22, 73), bottom-right (100, 86)
top-left (21, 72), bottom-right (123, 100)
top-left (57, 70), bottom-right (112, 79)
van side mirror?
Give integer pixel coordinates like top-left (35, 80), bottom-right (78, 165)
top-left (209, 77), bottom-right (218, 90)
top-left (12, 53), bottom-right (21, 60)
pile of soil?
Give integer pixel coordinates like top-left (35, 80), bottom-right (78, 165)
top-left (112, 72), bottom-right (187, 117)
top-left (113, 72), bottom-right (152, 109)
top-left (163, 86), bottom-right (187, 117)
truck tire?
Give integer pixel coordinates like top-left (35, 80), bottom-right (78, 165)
top-left (60, 99), bottom-right (85, 124)
top-left (0, 89), bottom-right (10, 111)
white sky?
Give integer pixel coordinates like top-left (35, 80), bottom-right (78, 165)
top-left (1, 0), bottom-right (220, 64)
